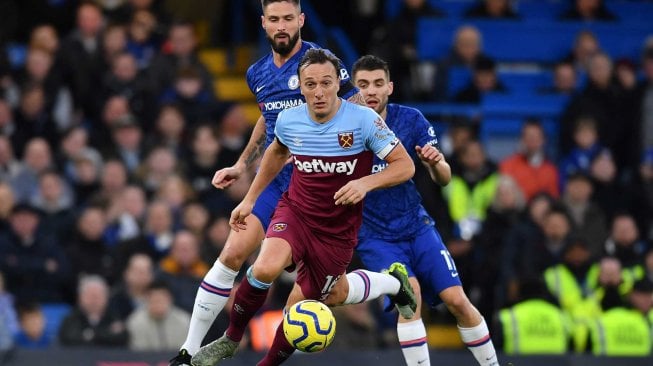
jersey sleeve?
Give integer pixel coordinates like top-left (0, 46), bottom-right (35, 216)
top-left (245, 65), bottom-right (256, 94)
top-left (362, 111), bottom-right (399, 160)
top-left (273, 110), bottom-right (289, 146)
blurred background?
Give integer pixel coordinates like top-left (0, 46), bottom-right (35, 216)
top-left (0, 0), bottom-right (652, 364)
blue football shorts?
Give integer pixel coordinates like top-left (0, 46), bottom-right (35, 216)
top-left (251, 181), bottom-right (285, 232)
top-left (356, 227), bottom-right (462, 307)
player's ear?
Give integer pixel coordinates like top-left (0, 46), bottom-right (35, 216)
top-left (387, 81), bottom-right (394, 96)
top-left (261, 15), bottom-right (265, 30)
top-left (298, 12), bottom-right (305, 28)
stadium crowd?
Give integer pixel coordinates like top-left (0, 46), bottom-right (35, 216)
top-left (0, 0), bottom-right (652, 359)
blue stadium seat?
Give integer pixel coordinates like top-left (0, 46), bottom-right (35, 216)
top-left (447, 66), bottom-right (472, 98)
top-left (41, 303), bottom-right (72, 342)
top-left (7, 43), bottom-right (27, 69)
top-left (481, 93), bottom-right (570, 119)
top-left (516, 0), bottom-right (566, 20)
top-left (417, 19), bottom-right (651, 63)
top-left (607, 1), bottom-right (653, 23)
top-left (497, 69), bottom-right (552, 94)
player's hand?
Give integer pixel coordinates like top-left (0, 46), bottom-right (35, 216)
top-left (334, 179), bottom-right (368, 205)
top-left (212, 164), bottom-right (245, 189)
top-left (415, 144), bottom-right (443, 166)
top-left (230, 200), bottom-right (254, 232)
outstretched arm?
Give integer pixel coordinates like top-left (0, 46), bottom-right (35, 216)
top-left (416, 144), bottom-right (451, 186)
top-left (230, 138), bottom-right (290, 230)
top-left (212, 115), bottom-right (267, 189)
top-left (334, 143), bottom-right (414, 205)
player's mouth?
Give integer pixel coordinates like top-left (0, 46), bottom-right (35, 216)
top-left (275, 33), bottom-right (290, 41)
top-left (366, 99), bottom-right (379, 108)
top-left (314, 101), bottom-right (327, 109)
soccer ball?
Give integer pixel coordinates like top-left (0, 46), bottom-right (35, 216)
top-left (283, 300), bottom-right (336, 353)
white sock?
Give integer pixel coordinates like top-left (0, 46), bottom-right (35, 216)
top-left (181, 260), bottom-right (238, 354)
top-left (343, 270), bottom-right (400, 304)
top-left (458, 318), bottom-right (499, 366)
top-left (398, 319), bottom-right (430, 366)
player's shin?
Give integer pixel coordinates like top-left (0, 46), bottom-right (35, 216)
top-left (181, 260), bottom-right (238, 354)
top-left (458, 317), bottom-right (499, 366)
top-left (256, 321), bottom-right (296, 366)
top-left (398, 318), bottom-right (430, 366)
top-left (226, 266), bottom-right (272, 342)
top-left (342, 270), bottom-right (400, 304)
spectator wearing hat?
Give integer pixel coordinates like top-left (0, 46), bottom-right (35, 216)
top-left (0, 203), bottom-right (71, 303)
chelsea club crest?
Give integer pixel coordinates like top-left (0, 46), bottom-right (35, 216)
top-left (288, 75), bottom-right (299, 90)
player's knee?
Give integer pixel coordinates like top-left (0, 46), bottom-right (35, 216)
top-left (409, 277), bottom-right (422, 303)
top-left (442, 287), bottom-right (472, 315)
top-left (219, 240), bottom-right (251, 270)
top-left (324, 284), bottom-right (347, 306)
top-left (250, 263), bottom-right (280, 284)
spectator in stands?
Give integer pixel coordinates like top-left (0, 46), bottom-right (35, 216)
top-left (473, 175), bottom-right (526, 317)
top-left (0, 136), bottom-right (21, 190)
top-left (0, 203), bottom-right (70, 303)
top-left (29, 25), bottom-right (59, 55)
top-left (527, 207), bottom-right (575, 278)
top-left (126, 279), bottom-right (190, 351)
top-left (186, 124), bottom-right (232, 209)
top-left (109, 253), bottom-right (154, 321)
top-left (444, 140), bottom-right (499, 241)
top-left (57, 126), bottom-right (102, 185)
top-left (543, 237), bottom-right (595, 313)
top-left (10, 138), bottom-right (55, 203)
top-left (434, 25), bottom-right (489, 101)
top-left (159, 65), bottom-right (217, 124)
top-left (148, 20), bottom-right (214, 97)
top-left (158, 230), bottom-right (208, 313)
top-left (95, 158), bottom-right (128, 203)
top-left (92, 95), bottom-right (132, 150)
top-left (500, 119), bottom-right (560, 201)
top-left (539, 61), bottom-right (578, 95)
top-left (181, 202), bottom-right (210, 240)
top-left (638, 40), bottom-right (653, 156)
top-left (559, 0), bottom-right (617, 22)
top-left (101, 52), bottom-right (153, 124)
top-left (105, 185), bottom-right (146, 245)
top-left (30, 170), bottom-right (75, 242)
top-left (13, 302), bottom-right (51, 348)
top-left (0, 100), bottom-right (16, 140)
top-left (156, 174), bottom-right (194, 228)
top-left (57, 2), bottom-right (106, 120)
top-left (217, 104), bottom-right (249, 166)
top-left (587, 281), bottom-right (651, 356)
top-left (590, 150), bottom-right (643, 226)
top-left (0, 272), bottom-right (19, 338)
top-left (66, 206), bottom-right (114, 281)
top-left (104, 0), bottom-right (171, 27)
top-left (0, 182), bottom-right (15, 233)
top-left (464, 0), bottom-right (519, 19)
top-left (113, 200), bottom-right (175, 271)
top-left (11, 83), bottom-right (58, 156)
top-left (499, 194), bottom-right (553, 305)
top-left (496, 276), bottom-right (569, 355)
top-left (59, 275), bottom-right (128, 347)
top-left (560, 173), bottom-right (607, 259)
top-left (201, 215), bottom-right (230, 264)
top-left (629, 278), bottom-right (653, 319)
top-left (634, 149), bottom-right (653, 241)
top-left (135, 146), bottom-right (182, 197)
top-left (126, 9), bottom-right (161, 70)
top-left (147, 104), bottom-right (188, 158)
top-left (603, 213), bottom-right (649, 272)
top-left (370, 0), bottom-right (444, 101)
top-left (101, 24), bottom-right (128, 69)
top-left (564, 30), bottom-right (601, 74)
top-left (453, 56), bottom-right (507, 103)
top-left (108, 114), bottom-right (145, 174)
top-left (559, 116), bottom-right (606, 186)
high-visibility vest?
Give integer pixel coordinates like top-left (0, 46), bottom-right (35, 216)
top-left (544, 264), bottom-right (590, 312)
top-left (443, 173), bottom-right (499, 223)
top-left (499, 299), bottom-right (570, 355)
top-left (589, 307), bottom-right (652, 356)
top-left (249, 310), bottom-right (284, 352)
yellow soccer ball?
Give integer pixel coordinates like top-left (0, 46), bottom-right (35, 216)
top-left (283, 300), bottom-right (336, 353)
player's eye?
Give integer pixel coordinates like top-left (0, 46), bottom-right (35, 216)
top-left (322, 81), bottom-right (332, 87)
top-left (356, 82), bottom-right (368, 89)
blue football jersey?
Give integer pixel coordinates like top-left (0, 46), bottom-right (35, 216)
top-left (358, 104), bottom-right (439, 241)
top-left (246, 41), bottom-right (356, 191)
